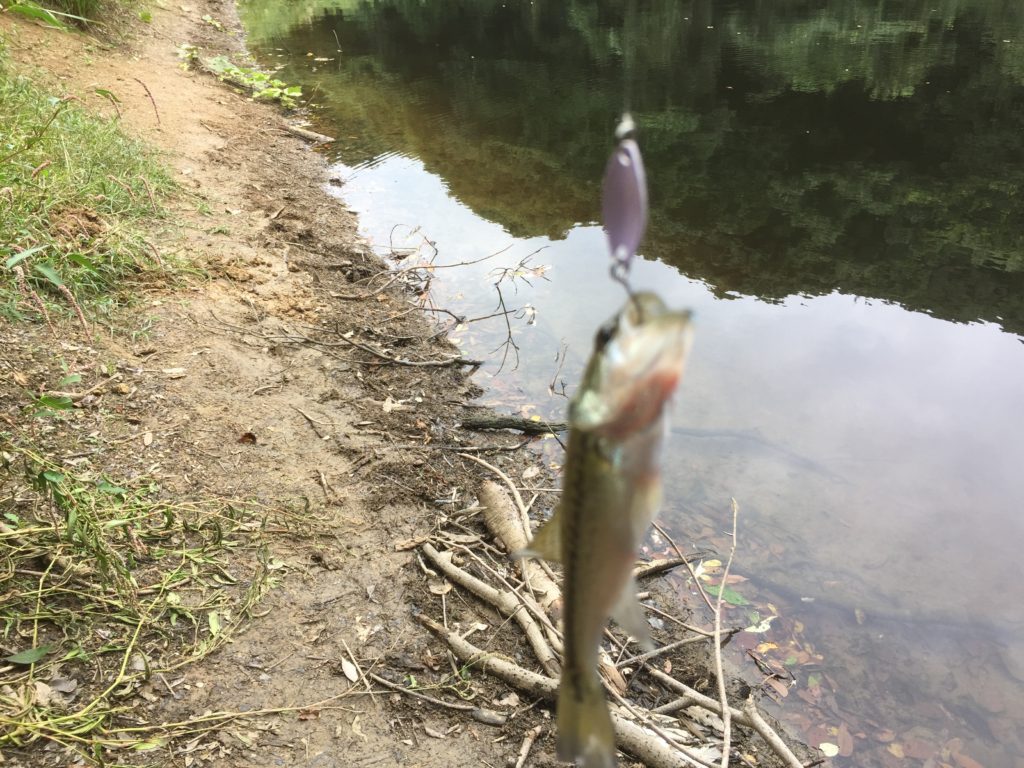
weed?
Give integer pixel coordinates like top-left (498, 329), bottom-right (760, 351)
top-left (0, 432), bottom-right (287, 763)
top-left (0, 50), bottom-right (174, 328)
top-left (179, 47), bottom-right (302, 109)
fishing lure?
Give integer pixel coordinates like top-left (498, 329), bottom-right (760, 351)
top-left (601, 113), bottom-right (648, 292)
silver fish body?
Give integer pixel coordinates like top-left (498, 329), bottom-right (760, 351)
top-left (522, 292), bottom-right (692, 767)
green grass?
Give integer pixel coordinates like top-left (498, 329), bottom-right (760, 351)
top-left (0, 42), bottom-right (173, 328)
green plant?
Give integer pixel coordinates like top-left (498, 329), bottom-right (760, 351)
top-left (0, 55), bottom-right (174, 328)
top-left (202, 54), bottom-right (302, 108)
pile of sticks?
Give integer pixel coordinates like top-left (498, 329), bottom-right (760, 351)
top-left (414, 465), bottom-right (808, 768)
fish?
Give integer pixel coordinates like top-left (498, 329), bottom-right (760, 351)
top-left (520, 291), bottom-right (693, 768)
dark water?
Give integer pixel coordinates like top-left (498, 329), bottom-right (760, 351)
top-left (239, 2), bottom-right (1024, 765)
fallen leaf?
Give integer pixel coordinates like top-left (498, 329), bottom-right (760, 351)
top-left (237, 432), bottom-right (257, 444)
top-left (819, 742), bottom-right (839, 757)
top-left (4, 645), bottom-right (53, 665)
top-left (887, 743), bottom-right (905, 758)
top-left (143, 431), bottom-right (154, 447)
top-left (838, 722), bottom-right (854, 756)
top-left (49, 677), bottom-right (78, 693)
top-left (428, 578), bottom-right (452, 596)
top-left (162, 367), bottom-right (187, 378)
top-left (952, 752), bottom-right (985, 768)
top-left (340, 657), bottom-right (359, 683)
top-left (424, 724), bottom-right (446, 739)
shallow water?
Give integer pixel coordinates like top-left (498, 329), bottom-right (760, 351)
top-left (240, 2), bottom-right (1024, 765)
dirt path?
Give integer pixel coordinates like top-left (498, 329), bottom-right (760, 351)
top-left (2, 5), bottom-right (522, 767)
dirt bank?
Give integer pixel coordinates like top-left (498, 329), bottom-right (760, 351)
top-left (0, 4), bottom-right (809, 767)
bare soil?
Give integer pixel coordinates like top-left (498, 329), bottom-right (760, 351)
top-left (0, 4), bottom-right (809, 767)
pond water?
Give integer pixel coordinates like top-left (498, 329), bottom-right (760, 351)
top-left (238, 2), bottom-right (1024, 766)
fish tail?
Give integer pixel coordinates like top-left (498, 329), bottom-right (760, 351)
top-left (556, 668), bottom-right (617, 768)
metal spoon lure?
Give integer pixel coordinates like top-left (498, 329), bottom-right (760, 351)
top-left (601, 112), bottom-right (648, 302)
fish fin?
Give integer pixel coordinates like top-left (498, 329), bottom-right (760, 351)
top-left (513, 508), bottom-right (562, 564)
top-left (557, 668), bottom-right (617, 768)
top-left (611, 575), bottom-right (653, 650)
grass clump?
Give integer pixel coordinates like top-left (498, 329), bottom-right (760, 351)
top-left (0, 44), bottom-right (173, 330)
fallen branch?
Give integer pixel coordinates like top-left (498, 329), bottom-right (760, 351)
top-left (479, 480), bottom-right (561, 618)
top-left (420, 543), bottom-right (560, 678)
top-left (460, 412), bottom-right (568, 435)
top-left (282, 123), bottom-right (334, 143)
top-left (419, 615), bottom-right (712, 768)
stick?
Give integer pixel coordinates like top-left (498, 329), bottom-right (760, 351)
top-left (419, 615), bottom-right (712, 768)
top-left (460, 414), bottom-right (567, 434)
top-left (645, 669), bottom-right (804, 768)
top-left (132, 78), bottom-right (160, 126)
top-left (282, 123), bottom-right (335, 143)
top-left (513, 725), bottom-right (544, 768)
top-left (366, 673), bottom-right (505, 726)
top-left (420, 544), bottom-right (560, 678)
top-left (714, 500), bottom-right (739, 768)
top-left (478, 480), bottom-right (561, 618)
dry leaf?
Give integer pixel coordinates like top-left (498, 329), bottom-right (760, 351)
top-left (819, 742), bottom-right (839, 757)
top-left (887, 743), bottom-right (905, 758)
top-left (428, 578), bottom-right (452, 596)
top-left (238, 432), bottom-right (257, 444)
top-left (424, 724), bottom-right (446, 739)
top-left (162, 367), bottom-right (187, 378)
top-left (838, 721), bottom-right (854, 756)
top-left (340, 657), bottom-right (359, 683)
top-left (143, 431), bottom-right (154, 446)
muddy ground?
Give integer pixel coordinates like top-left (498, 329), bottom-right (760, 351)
top-left (0, 4), bottom-right (809, 767)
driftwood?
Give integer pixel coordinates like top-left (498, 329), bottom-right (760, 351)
top-left (282, 123), bottom-right (335, 144)
top-left (460, 412), bottom-right (568, 434)
top-left (479, 480), bottom-right (561, 618)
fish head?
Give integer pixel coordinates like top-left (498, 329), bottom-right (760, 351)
top-left (570, 292), bottom-right (693, 440)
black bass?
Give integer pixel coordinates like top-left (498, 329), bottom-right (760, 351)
top-left (521, 291), bottom-right (693, 768)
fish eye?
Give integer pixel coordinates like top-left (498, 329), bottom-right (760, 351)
top-left (594, 320), bottom-right (617, 350)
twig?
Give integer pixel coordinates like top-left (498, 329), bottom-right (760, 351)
top-left (292, 406), bottom-right (330, 440)
top-left (341, 637), bottom-right (376, 703)
top-left (645, 668), bottom-right (804, 768)
top-left (420, 543), bottom-right (560, 678)
top-left (714, 500), bottom-right (739, 768)
top-left (514, 725), bottom-right (544, 768)
top-left (368, 673), bottom-right (506, 726)
top-left (615, 633), bottom-right (725, 669)
top-left (132, 78), bottom-right (160, 126)
top-left (46, 373), bottom-right (121, 401)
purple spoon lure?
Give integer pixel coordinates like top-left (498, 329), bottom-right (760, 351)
top-left (601, 113), bottom-right (648, 296)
